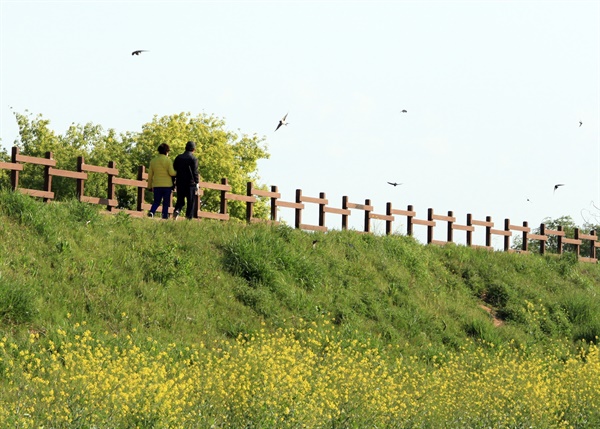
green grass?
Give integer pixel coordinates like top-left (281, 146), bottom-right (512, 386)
top-left (0, 188), bottom-right (599, 357)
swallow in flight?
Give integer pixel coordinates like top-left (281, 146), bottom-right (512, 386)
top-left (579, 121), bottom-right (583, 127)
top-left (401, 110), bottom-right (408, 113)
top-left (131, 50), bottom-right (148, 56)
top-left (554, 184), bottom-right (565, 193)
top-left (275, 113), bottom-right (288, 131)
top-left (387, 182), bottom-right (403, 187)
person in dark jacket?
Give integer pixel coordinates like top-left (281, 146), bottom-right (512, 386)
top-left (172, 141), bottom-right (200, 220)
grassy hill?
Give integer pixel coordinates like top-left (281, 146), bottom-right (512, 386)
top-left (1, 189), bottom-right (600, 427)
top-left (1, 189), bottom-right (599, 355)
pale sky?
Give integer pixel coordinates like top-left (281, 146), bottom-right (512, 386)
top-left (1, 0), bottom-right (599, 247)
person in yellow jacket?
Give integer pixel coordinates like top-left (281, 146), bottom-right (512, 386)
top-left (147, 143), bottom-right (177, 219)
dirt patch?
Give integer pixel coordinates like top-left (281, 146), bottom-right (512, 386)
top-left (479, 304), bottom-right (504, 327)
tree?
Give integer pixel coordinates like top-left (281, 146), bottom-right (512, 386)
top-left (8, 111), bottom-right (136, 203)
top-left (5, 110), bottom-right (271, 220)
top-left (512, 215), bottom-right (599, 257)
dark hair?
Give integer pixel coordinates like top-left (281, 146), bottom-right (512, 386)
top-left (157, 143), bottom-right (170, 155)
top-left (185, 141), bottom-right (196, 151)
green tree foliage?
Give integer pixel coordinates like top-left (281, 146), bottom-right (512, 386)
top-left (512, 215), bottom-right (599, 257)
top-left (3, 111), bottom-right (270, 219)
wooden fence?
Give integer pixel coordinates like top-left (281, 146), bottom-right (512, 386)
top-left (1, 147), bottom-right (598, 263)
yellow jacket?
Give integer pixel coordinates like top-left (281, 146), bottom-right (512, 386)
top-left (147, 154), bottom-right (176, 189)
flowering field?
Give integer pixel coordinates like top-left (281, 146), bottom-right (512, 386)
top-left (1, 318), bottom-right (599, 429)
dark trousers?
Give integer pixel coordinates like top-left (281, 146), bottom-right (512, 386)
top-left (174, 185), bottom-right (198, 219)
top-left (149, 187), bottom-right (173, 219)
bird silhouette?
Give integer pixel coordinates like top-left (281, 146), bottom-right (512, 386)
top-left (401, 109), bottom-right (408, 113)
top-left (387, 182), bottom-right (403, 187)
top-left (275, 113), bottom-right (288, 131)
top-left (554, 184), bottom-right (565, 193)
top-left (579, 121), bottom-right (583, 127)
top-left (131, 50), bottom-right (148, 56)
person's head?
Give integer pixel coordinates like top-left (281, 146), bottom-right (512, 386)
top-left (185, 141), bottom-right (196, 152)
top-left (157, 143), bottom-right (170, 155)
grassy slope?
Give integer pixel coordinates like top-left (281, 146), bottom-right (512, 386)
top-left (1, 190), bottom-right (599, 358)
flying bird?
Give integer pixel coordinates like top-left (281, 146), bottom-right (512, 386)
top-left (401, 109), bottom-right (408, 113)
top-left (579, 121), bottom-right (583, 127)
top-left (554, 184), bottom-right (565, 193)
top-left (387, 182), bottom-right (403, 187)
top-left (275, 113), bottom-right (288, 131)
top-left (131, 50), bottom-right (148, 56)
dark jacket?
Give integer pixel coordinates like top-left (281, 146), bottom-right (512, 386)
top-left (173, 151), bottom-right (199, 187)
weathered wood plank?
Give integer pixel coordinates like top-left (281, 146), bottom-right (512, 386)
top-left (225, 193), bottom-right (256, 203)
top-left (299, 195), bottom-right (328, 205)
top-left (113, 177), bottom-right (147, 187)
top-left (323, 206), bottom-right (351, 215)
top-left (80, 164), bottom-right (119, 175)
top-left (0, 161), bottom-right (23, 171)
top-left (198, 181), bottom-right (230, 191)
top-left (490, 229), bottom-right (511, 237)
top-left (369, 213), bottom-right (394, 221)
top-left (452, 224), bottom-right (475, 232)
top-left (470, 219), bottom-right (494, 227)
top-left (80, 196), bottom-right (118, 207)
top-left (49, 168), bottom-right (87, 180)
top-left (431, 214), bottom-right (456, 222)
top-left (15, 154), bottom-right (56, 167)
top-left (578, 233), bottom-right (598, 241)
top-left (509, 224), bottom-right (531, 232)
top-left (345, 202), bottom-right (374, 211)
top-left (251, 189), bottom-right (281, 198)
top-left (275, 200), bottom-right (304, 209)
top-left (412, 218), bottom-right (435, 226)
top-left (389, 209), bottom-right (416, 216)
top-left (18, 188), bottom-right (54, 199)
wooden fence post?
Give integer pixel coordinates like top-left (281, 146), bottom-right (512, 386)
top-left (246, 182), bottom-right (254, 223)
top-left (557, 225), bottom-right (564, 255)
top-left (107, 161), bottom-right (116, 212)
top-left (406, 205), bottom-right (414, 236)
top-left (591, 230), bottom-right (597, 260)
top-left (466, 214), bottom-right (473, 247)
top-left (76, 156), bottom-right (85, 201)
top-left (43, 151), bottom-right (53, 203)
top-left (485, 216), bottom-right (492, 248)
top-left (522, 221), bottom-right (529, 252)
top-left (295, 189), bottom-right (303, 229)
top-left (319, 192), bottom-right (326, 228)
top-left (342, 196), bottom-right (349, 230)
top-left (220, 178), bottom-right (228, 219)
top-left (364, 199), bottom-right (371, 233)
top-left (427, 208), bottom-right (434, 244)
top-left (539, 223), bottom-right (546, 255)
top-left (504, 219), bottom-right (511, 252)
top-left (574, 228), bottom-right (581, 258)
top-left (136, 165), bottom-right (146, 212)
top-left (447, 211), bottom-right (454, 243)
top-left (270, 185), bottom-right (278, 222)
top-left (10, 146), bottom-right (19, 190)
top-left (386, 202), bottom-right (393, 235)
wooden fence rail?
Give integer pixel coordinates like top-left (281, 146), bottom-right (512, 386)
top-left (0, 147), bottom-right (597, 263)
